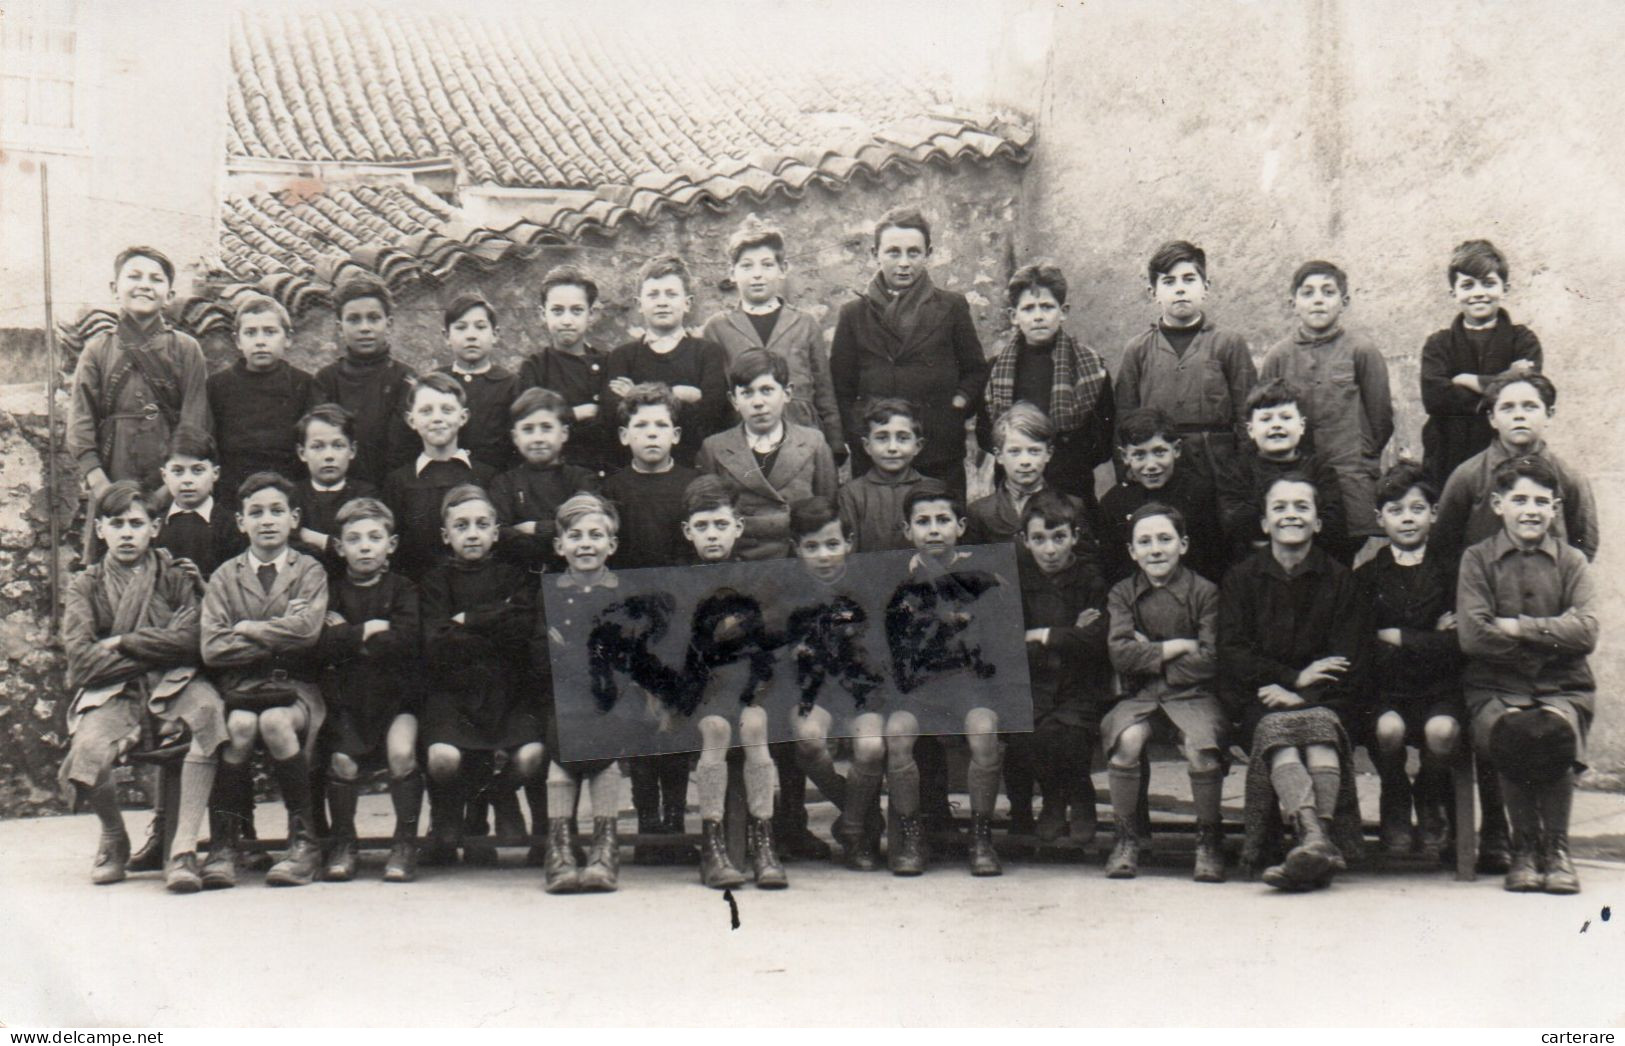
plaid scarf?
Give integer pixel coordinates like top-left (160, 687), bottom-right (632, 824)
top-left (984, 329), bottom-right (1107, 433)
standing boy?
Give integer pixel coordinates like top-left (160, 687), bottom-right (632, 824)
top-left (602, 383), bottom-right (700, 570)
top-left (208, 293), bottom-right (318, 505)
top-left (967, 402), bottom-right (1100, 561)
top-left (292, 404), bottom-right (379, 578)
top-left (830, 207), bottom-right (987, 499)
top-left (1097, 408), bottom-right (1224, 585)
top-left (313, 277), bottom-right (419, 486)
top-left (489, 387), bottom-right (600, 575)
top-left (382, 372), bottom-right (498, 580)
top-left (518, 265), bottom-right (617, 477)
top-left (1114, 240), bottom-right (1257, 488)
top-left (836, 398), bottom-right (945, 554)
top-left (438, 293), bottom-right (520, 473)
top-left (153, 428), bottom-right (245, 579)
top-left (1260, 261), bottom-right (1393, 541)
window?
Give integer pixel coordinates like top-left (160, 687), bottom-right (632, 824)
top-left (0, 0), bottom-right (87, 151)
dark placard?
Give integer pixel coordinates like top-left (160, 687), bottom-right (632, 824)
top-left (543, 544), bottom-right (1034, 760)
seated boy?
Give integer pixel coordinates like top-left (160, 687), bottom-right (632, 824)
top-left (518, 265), bottom-right (617, 477)
top-left (1458, 456), bottom-right (1598, 895)
top-left (837, 398), bottom-right (945, 554)
top-left (605, 255), bottom-right (730, 469)
top-left (383, 371), bottom-right (498, 580)
top-left (1104, 503), bottom-right (1227, 881)
top-left (1420, 239), bottom-right (1543, 486)
top-left (1218, 474), bottom-right (1369, 891)
top-left (313, 498), bottom-right (425, 883)
top-left (153, 427), bottom-right (244, 579)
top-left (968, 402), bottom-right (1101, 564)
top-left (200, 471), bottom-right (330, 888)
top-left (293, 404), bottom-right (379, 578)
top-left (1217, 378), bottom-right (1352, 566)
top-left (59, 481), bottom-right (228, 893)
top-left (419, 484), bottom-right (545, 868)
top-left (602, 382), bottom-right (699, 570)
top-left (702, 215), bottom-right (844, 458)
top-left (438, 293), bottom-right (521, 473)
top-left (1011, 492), bottom-right (1110, 849)
top-left (695, 349), bottom-right (838, 560)
top-left (980, 262), bottom-right (1115, 502)
top-left (1354, 464), bottom-right (1464, 858)
top-left (489, 386), bottom-right (600, 574)
top-left (208, 293), bottom-right (319, 505)
top-left (535, 494), bottom-right (628, 893)
top-left (312, 276), bottom-right (419, 486)
top-left (1114, 240), bottom-right (1256, 488)
top-left (1098, 408), bottom-right (1224, 584)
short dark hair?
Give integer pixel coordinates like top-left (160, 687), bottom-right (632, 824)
top-left (1244, 377), bottom-right (1301, 417)
top-left (1290, 260), bottom-right (1347, 296)
top-left (1373, 462), bottom-right (1439, 510)
top-left (1448, 239), bottom-right (1509, 286)
top-left (1116, 407), bottom-right (1181, 449)
top-left (1019, 491), bottom-right (1079, 533)
top-left (903, 486), bottom-right (964, 521)
top-left (1006, 263), bottom-right (1068, 308)
top-left (1127, 501), bottom-right (1188, 540)
top-left (94, 479), bottom-right (154, 520)
top-left (1483, 372), bottom-right (1557, 411)
top-left (443, 292), bottom-right (497, 330)
top-left (873, 207), bottom-right (932, 253)
top-left (789, 496), bottom-right (849, 542)
top-left (164, 425), bottom-right (217, 464)
top-left (728, 215), bottom-right (786, 266)
top-left (1261, 471), bottom-right (1318, 514)
top-left (638, 254), bottom-right (691, 294)
top-left (863, 397), bottom-right (922, 438)
top-left (410, 371), bottom-right (466, 408)
top-left (618, 382), bottom-right (680, 426)
top-left (1147, 240), bottom-right (1206, 284)
top-left (541, 264), bottom-right (600, 308)
top-left (440, 483), bottom-right (494, 520)
top-left (233, 292), bottom-right (291, 333)
top-left (510, 386), bottom-right (570, 425)
top-left (335, 496), bottom-right (396, 535)
top-left (114, 246), bottom-right (175, 284)
top-left (333, 276), bottom-right (393, 317)
top-left (1491, 455), bottom-right (1560, 496)
top-left (728, 348), bottom-right (790, 391)
top-left (297, 403), bottom-right (356, 444)
top-left (237, 470), bottom-right (297, 506)
top-left (683, 475), bottom-right (737, 519)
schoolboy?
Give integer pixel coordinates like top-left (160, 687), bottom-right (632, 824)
top-left (292, 404), bottom-right (380, 577)
top-left (534, 494), bottom-right (627, 893)
top-left (1419, 239), bottom-right (1543, 486)
top-left (1217, 378), bottom-right (1353, 566)
top-left (1432, 375), bottom-right (1598, 570)
top-left (1457, 456), bottom-right (1598, 894)
top-left (59, 481), bottom-right (228, 892)
top-left (153, 427), bottom-right (245, 579)
top-left (980, 263), bottom-right (1115, 499)
top-left (200, 471), bottom-right (330, 888)
top-left (695, 349), bottom-right (838, 560)
top-left (1260, 261), bottom-right (1393, 539)
top-left (489, 386), bottom-right (600, 574)
top-left (1011, 492), bottom-right (1110, 850)
top-left (702, 215), bottom-right (844, 457)
top-left (836, 398), bottom-right (944, 553)
top-left (312, 498), bottom-right (425, 883)
top-left (67, 246), bottom-right (212, 497)
top-left (382, 372), bottom-right (498, 579)
top-left (967, 402), bottom-right (1102, 566)
top-left (518, 265), bottom-right (617, 476)
top-left (419, 484), bottom-right (545, 868)
top-left (1354, 464), bottom-right (1464, 858)
top-left (601, 382), bottom-right (700, 569)
top-left (438, 293), bottom-right (521, 473)
top-left (1097, 408), bottom-right (1224, 584)
top-left (312, 276), bottom-right (419, 486)
top-left (1104, 503), bottom-right (1228, 881)
top-left (1114, 240), bottom-right (1257, 487)
top-left (208, 293), bottom-right (319, 504)
top-left (1217, 474), bottom-right (1369, 891)
top-left (830, 207), bottom-right (987, 498)
top-left (604, 255), bottom-right (730, 468)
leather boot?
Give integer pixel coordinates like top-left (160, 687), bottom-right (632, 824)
top-left (1282, 807), bottom-right (1335, 883)
top-left (1261, 861), bottom-right (1319, 891)
top-left (200, 808), bottom-right (239, 890)
top-left (1539, 775), bottom-right (1580, 895)
top-left (165, 851), bottom-right (203, 894)
top-left (266, 810), bottom-right (322, 887)
top-left (324, 774), bottom-right (359, 883)
top-left (1377, 768), bottom-right (1415, 856)
top-left (542, 817), bottom-right (581, 894)
top-left (128, 805), bottom-right (167, 873)
top-left (384, 771), bottom-right (424, 882)
top-left (578, 816), bottom-right (620, 892)
top-left (968, 815), bottom-right (1002, 876)
top-left (700, 818), bottom-right (748, 888)
top-left (1104, 820), bottom-right (1139, 879)
top-left (888, 812), bottom-right (927, 876)
top-left (384, 837), bottom-right (418, 884)
top-left (837, 768), bottom-right (883, 871)
top-left (747, 816), bottom-right (788, 889)
top-left (1476, 763), bottom-right (1512, 873)
top-left (1034, 796), bottom-right (1068, 843)
top-left (91, 827), bottom-right (131, 885)
top-left (1414, 760), bottom-right (1452, 861)
top-left (1501, 774), bottom-right (1543, 892)
top-left (1193, 822), bottom-right (1226, 883)
top-left (773, 748), bottom-right (831, 861)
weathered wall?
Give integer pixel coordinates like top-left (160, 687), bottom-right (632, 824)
top-left (1007, 0), bottom-right (1625, 772)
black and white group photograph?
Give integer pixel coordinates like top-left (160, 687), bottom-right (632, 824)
top-left (0, 0), bottom-right (1622, 1033)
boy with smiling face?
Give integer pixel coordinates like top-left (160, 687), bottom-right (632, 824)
top-left (1114, 241), bottom-right (1257, 489)
top-left (437, 293), bottom-right (521, 474)
top-left (703, 215), bottom-right (844, 459)
top-left (489, 387), bottom-right (600, 575)
top-left (1098, 408), bottom-right (1224, 585)
top-left (836, 398), bottom-right (944, 554)
top-left (382, 372), bottom-right (498, 580)
top-left (602, 383), bottom-right (699, 571)
top-left (1458, 456), bottom-right (1598, 894)
top-left (207, 294), bottom-right (319, 507)
top-left (519, 266), bottom-right (617, 477)
top-left (1420, 239), bottom-right (1544, 486)
top-left (313, 277), bottom-right (419, 487)
top-left (68, 246), bottom-right (212, 498)
top-left (1260, 261), bottom-right (1393, 540)
top-left (605, 255), bottom-right (730, 469)
top-left (967, 403), bottom-right (1101, 564)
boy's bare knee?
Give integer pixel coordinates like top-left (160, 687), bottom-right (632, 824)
top-left (512, 742), bottom-right (545, 780)
top-left (1110, 724), bottom-right (1149, 767)
top-left (1424, 716), bottom-right (1460, 755)
top-left (426, 744), bottom-right (461, 780)
top-left (1186, 746), bottom-right (1221, 773)
top-left (851, 736), bottom-right (885, 767)
top-left (1304, 744), bottom-right (1339, 770)
top-left (1374, 712), bottom-right (1407, 750)
top-left (964, 708), bottom-right (998, 737)
top-left (330, 753), bottom-right (359, 780)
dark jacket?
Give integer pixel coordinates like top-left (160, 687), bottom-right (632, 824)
top-left (1217, 444), bottom-right (1354, 567)
top-left (1097, 468), bottom-right (1225, 586)
top-left (1353, 546), bottom-right (1461, 706)
top-left (207, 358), bottom-right (319, 503)
top-left (312, 350), bottom-right (419, 486)
top-left (1418, 310), bottom-right (1542, 485)
top-left (1017, 551), bottom-right (1111, 727)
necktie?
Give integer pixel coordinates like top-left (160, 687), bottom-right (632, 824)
top-left (257, 563), bottom-right (276, 593)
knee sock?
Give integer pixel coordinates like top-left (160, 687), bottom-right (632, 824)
top-left (212, 758), bottom-right (252, 832)
top-left (1108, 765), bottom-right (1141, 825)
top-left (327, 774), bottom-right (359, 841)
top-left (744, 761), bottom-right (776, 820)
top-left (1189, 766), bottom-right (1223, 826)
top-left (546, 776), bottom-right (579, 822)
top-left (888, 761), bottom-right (920, 817)
top-left (1309, 767), bottom-right (1340, 822)
top-left (658, 753), bottom-right (690, 822)
top-left (1477, 758), bottom-right (1508, 840)
top-left (966, 761), bottom-right (1001, 817)
top-left (1070, 733), bottom-right (1098, 821)
top-left (523, 781), bottom-right (548, 835)
top-left (1537, 770), bottom-right (1576, 837)
top-left (84, 780), bottom-right (123, 836)
top-left (460, 751), bottom-right (496, 832)
top-left (696, 761), bottom-right (728, 822)
top-left (273, 755), bottom-right (313, 825)
top-left (773, 743), bottom-right (809, 832)
top-left (171, 757), bottom-right (216, 857)
top-left (914, 736), bottom-right (949, 817)
top-left (1270, 760), bottom-right (1314, 817)
top-left (587, 762), bottom-right (622, 822)
top-left (628, 758), bottom-right (660, 826)
top-left (796, 741), bottom-right (847, 810)
top-left (1004, 744), bottom-right (1035, 818)
top-left (390, 771), bottom-right (424, 839)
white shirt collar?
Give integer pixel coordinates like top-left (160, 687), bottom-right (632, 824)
top-left (746, 422), bottom-right (786, 455)
top-left (248, 547), bottom-right (292, 574)
top-left (645, 330), bottom-right (685, 354)
top-left (167, 496), bottom-right (214, 523)
top-left (741, 299), bottom-right (783, 317)
top-left (310, 477), bottom-right (347, 493)
top-left (415, 449), bottom-right (471, 476)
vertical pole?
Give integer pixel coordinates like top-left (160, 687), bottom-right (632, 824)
top-left (40, 161), bottom-right (62, 636)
